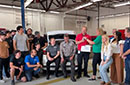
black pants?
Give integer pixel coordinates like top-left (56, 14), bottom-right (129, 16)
top-left (0, 57), bottom-right (10, 80)
top-left (61, 57), bottom-right (75, 79)
top-left (46, 57), bottom-right (61, 76)
top-left (92, 53), bottom-right (101, 76)
top-left (77, 52), bottom-right (90, 76)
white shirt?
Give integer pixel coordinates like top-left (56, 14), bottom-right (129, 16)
top-left (110, 38), bottom-right (125, 53)
top-left (101, 44), bottom-right (113, 60)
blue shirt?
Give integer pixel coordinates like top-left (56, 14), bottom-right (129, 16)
top-left (123, 38), bottom-right (130, 60)
top-left (24, 55), bottom-right (39, 70)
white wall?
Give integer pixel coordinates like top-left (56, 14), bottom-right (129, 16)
top-left (87, 6), bottom-right (130, 35)
top-left (64, 15), bottom-right (88, 34)
top-left (0, 7), bottom-right (64, 35)
top-left (1, 5), bottom-right (130, 36)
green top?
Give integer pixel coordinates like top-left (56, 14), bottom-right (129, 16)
top-left (92, 35), bottom-right (102, 53)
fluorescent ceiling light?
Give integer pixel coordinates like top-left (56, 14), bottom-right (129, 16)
top-left (64, 2), bottom-right (93, 13)
top-left (0, 4), bottom-right (12, 8)
top-left (25, 0), bottom-right (33, 8)
top-left (50, 11), bottom-right (60, 14)
top-left (0, 4), bottom-right (46, 12)
top-left (26, 8), bottom-right (46, 12)
top-left (91, 0), bottom-right (102, 2)
top-left (74, 2), bottom-right (93, 10)
top-left (12, 6), bottom-right (21, 9)
top-left (96, 12), bottom-right (130, 19)
top-left (114, 1), bottom-right (130, 7)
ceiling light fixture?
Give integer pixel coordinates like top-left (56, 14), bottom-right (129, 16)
top-left (74, 2), bottom-right (93, 10)
top-left (25, 0), bottom-right (33, 8)
top-left (0, 4), bottom-right (12, 8)
top-left (0, 4), bottom-right (46, 12)
top-left (91, 0), bottom-right (102, 2)
top-left (114, 1), bottom-right (130, 7)
top-left (50, 11), bottom-right (60, 14)
top-left (65, 2), bottom-right (93, 13)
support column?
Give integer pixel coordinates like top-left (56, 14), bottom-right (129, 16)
top-left (21, 0), bottom-right (26, 32)
top-left (97, 2), bottom-right (100, 28)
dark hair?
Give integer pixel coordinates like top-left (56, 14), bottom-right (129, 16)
top-left (35, 42), bottom-right (40, 46)
top-left (64, 34), bottom-right (69, 37)
top-left (35, 31), bottom-right (40, 35)
top-left (104, 31), bottom-right (107, 34)
top-left (27, 28), bottom-right (33, 32)
top-left (126, 27), bottom-right (130, 33)
top-left (14, 50), bottom-right (21, 55)
top-left (31, 49), bottom-right (36, 53)
top-left (112, 31), bottom-right (122, 44)
top-left (50, 37), bottom-right (55, 41)
top-left (5, 30), bottom-right (11, 35)
top-left (16, 26), bottom-right (23, 31)
top-left (11, 30), bottom-right (16, 33)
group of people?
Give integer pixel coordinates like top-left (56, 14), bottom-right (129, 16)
top-left (0, 26), bottom-right (47, 85)
top-left (85, 28), bottom-right (130, 85)
top-left (0, 25), bottom-right (130, 85)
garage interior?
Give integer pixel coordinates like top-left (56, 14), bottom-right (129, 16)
top-left (0, 0), bottom-right (129, 35)
top-left (0, 0), bottom-right (129, 85)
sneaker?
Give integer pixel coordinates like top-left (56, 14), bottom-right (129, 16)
top-left (88, 78), bottom-right (96, 81)
top-left (100, 81), bottom-right (105, 85)
top-left (54, 73), bottom-right (59, 77)
top-left (105, 82), bottom-right (111, 85)
top-left (0, 80), bottom-right (5, 83)
top-left (46, 75), bottom-right (50, 80)
top-left (64, 75), bottom-right (67, 78)
top-left (76, 75), bottom-right (81, 79)
top-left (97, 76), bottom-right (101, 79)
top-left (11, 80), bottom-right (15, 85)
top-left (5, 77), bottom-right (10, 80)
top-left (84, 75), bottom-right (90, 78)
top-left (33, 74), bottom-right (40, 78)
top-left (71, 78), bottom-right (76, 82)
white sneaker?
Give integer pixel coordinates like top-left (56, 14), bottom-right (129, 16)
top-left (5, 77), bottom-right (10, 80)
top-left (0, 80), bottom-right (5, 83)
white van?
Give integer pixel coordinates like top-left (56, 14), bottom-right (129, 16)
top-left (42, 30), bottom-right (78, 70)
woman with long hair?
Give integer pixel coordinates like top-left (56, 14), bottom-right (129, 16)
top-left (100, 35), bottom-right (113, 85)
top-left (85, 28), bottom-right (104, 81)
top-left (110, 31), bottom-right (124, 84)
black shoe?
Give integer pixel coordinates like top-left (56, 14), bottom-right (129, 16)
top-left (71, 78), bottom-right (76, 82)
top-left (46, 75), bottom-right (50, 80)
top-left (55, 74), bottom-right (59, 77)
top-left (88, 78), bottom-right (96, 81)
top-left (64, 75), bottom-right (67, 78)
top-left (84, 75), bottom-right (90, 78)
top-left (11, 80), bottom-right (15, 85)
top-left (34, 74), bottom-right (40, 78)
top-left (76, 75), bottom-right (81, 79)
top-left (97, 76), bottom-right (101, 79)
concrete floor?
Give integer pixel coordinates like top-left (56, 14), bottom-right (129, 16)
top-left (0, 59), bottom-right (123, 85)
top-left (1, 72), bottom-right (120, 85)
top-left (0, 73), bottom-right (101, 85)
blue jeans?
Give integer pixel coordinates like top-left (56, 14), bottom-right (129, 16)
top-left (25, 68), bottom-right (40, 81)
top-left (2, 67), bottom-right (6, 78)
top-left (125, 58), bottom-right (130, 84)
top-left (99, 56), bottom-right (113, 83)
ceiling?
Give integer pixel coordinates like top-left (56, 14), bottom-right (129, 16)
top-left (0, 0), bottom-right (129, 16)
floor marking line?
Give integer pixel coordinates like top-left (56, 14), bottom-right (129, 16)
top-left (37, 70), bottom-right (94, 85)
